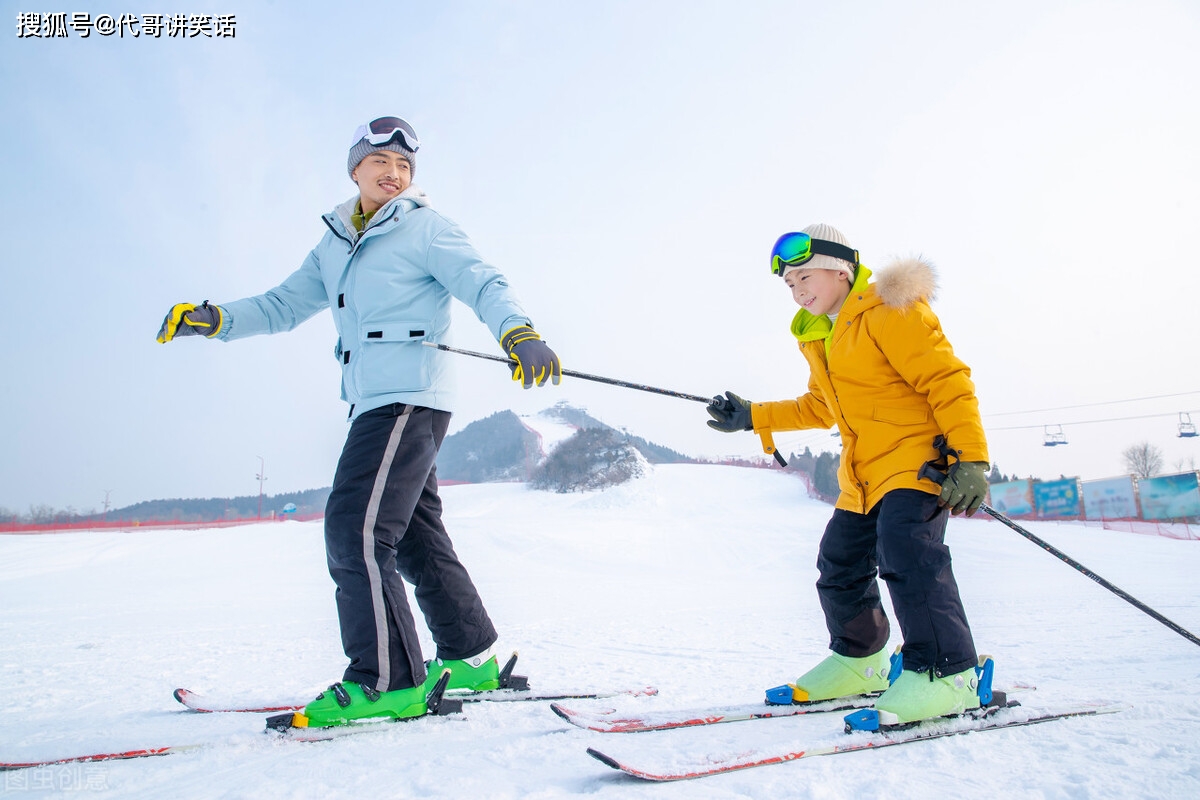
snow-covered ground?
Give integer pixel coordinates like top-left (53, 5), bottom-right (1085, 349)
top-left (2, 464), bottom-right (1199, 798)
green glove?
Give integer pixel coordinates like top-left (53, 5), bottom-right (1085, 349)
top-left (156, 301), bottom-right (224, 343)
top-left (938, 461), bottom-right (990, 516)
top-left (706, 391), bottom-right (754, 432)
top-left (501, 325), bottom-right (562, 389)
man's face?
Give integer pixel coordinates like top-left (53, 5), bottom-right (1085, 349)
top-left (784, 266), bottom-right (851, 317)
top-left (352, 150), bottom-right (412, 214)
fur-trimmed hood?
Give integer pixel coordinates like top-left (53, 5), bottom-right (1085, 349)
top-left (875, 256), bottom-right (938, 309)
top-left (790, 257), bottom-right (939, 342)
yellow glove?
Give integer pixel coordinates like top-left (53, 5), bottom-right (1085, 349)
top-left (500, 325), bottom-right (562, 388)
top-left (156, 301), bottom-right (223, 343)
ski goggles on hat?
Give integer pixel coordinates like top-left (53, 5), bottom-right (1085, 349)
top-left (770, 232), bottom-right (859, 276)
top-left (350, 116), bottom-right (421, 152)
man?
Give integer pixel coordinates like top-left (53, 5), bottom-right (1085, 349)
top-left (157, 116), bottom-right (562, 726)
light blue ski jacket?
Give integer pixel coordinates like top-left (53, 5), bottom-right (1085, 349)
top-left (215, 187), bottom-right (532, 418)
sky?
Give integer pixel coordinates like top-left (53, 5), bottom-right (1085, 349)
top-left (2, 463), bottom-right (1198, 795)
top-left (2, 0), bottom-right (1199, 513)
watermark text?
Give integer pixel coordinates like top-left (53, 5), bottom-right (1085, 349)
top-left (16, 13), bottom-right (236, 38)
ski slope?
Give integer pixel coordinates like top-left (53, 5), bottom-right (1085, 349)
top-left (1, 464), bottom-right (1198, 798)
top-left (518, 409), bottom-right (580, 456)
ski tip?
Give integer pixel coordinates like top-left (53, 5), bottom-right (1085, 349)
top-left (173, 688), bottom-right (211, 712)
top-left (585, 747), bottom-right (623, 770)
top-left (549, 702), bottom-right (574, 722)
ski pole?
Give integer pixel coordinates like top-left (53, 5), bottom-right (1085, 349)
top-left (422, 341), bottom-right (713, 404)
top-left (920, 436), bottom-right (1200, 649)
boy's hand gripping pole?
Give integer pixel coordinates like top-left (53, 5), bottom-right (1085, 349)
top-left (920, 435), bottom-right (1200, 649)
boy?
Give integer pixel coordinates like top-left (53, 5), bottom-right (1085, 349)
top-left (156, 116), bottom-right (562, 726)
top-left (705, 223), bottom-right (990, 726)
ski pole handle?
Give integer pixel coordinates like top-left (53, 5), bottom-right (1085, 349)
top-left (422, 341), bottom-right (713, 404)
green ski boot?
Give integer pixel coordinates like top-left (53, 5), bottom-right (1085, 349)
top-left (266, 670), bottom-right (460, 732)
top-left (767, 647), bottom-right (894, 704)
top-left (873, 665), bottom-right (981, 726)
top-left (296, 680), bottom-right (429, 728)
top-left (424, 648), bottom-right (530, 693)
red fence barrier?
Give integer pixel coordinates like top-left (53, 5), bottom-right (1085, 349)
top-left (1082, 518), bottom-right (1199, 541)
top-left (0, 513), bottom-right (325, 535)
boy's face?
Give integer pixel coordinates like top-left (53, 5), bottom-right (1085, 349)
top-left (352, 150), bottom-right (412, 214)
top-left (784, 267), bottom-right (852, 316)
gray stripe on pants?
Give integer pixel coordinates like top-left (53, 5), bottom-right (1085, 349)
top-left (362, 409), bottom-right (411, 692)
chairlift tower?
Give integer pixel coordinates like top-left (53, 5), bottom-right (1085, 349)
top-left (256, 456), bottom-right (267, 519)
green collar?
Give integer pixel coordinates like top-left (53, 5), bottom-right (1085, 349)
top-left (350, 200), bottom-right (378, 233)
top-left (789, 264), bottom-right (873, 342)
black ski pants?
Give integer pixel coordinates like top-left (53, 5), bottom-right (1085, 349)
top-left (324, 403), bottom-right (497, 692)
top-left (816, 488), bottom-right (977, 677)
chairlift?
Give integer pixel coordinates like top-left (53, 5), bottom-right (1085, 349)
top-left (1180, 412), bottom-right (1198, 438)
top-left (1043, 424), bottom-right (1068, 447)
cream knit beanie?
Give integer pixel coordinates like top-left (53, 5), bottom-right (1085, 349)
top-left (781, 223), bottom-right (857, 281)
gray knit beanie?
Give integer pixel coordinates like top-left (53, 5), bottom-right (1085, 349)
top-left (347, 140), bottom-right (416, 179)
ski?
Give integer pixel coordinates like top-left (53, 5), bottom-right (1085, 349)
top-left (2, 673), bottom-right (464, 771)
top-left (0, 713), bottom-right (460, 772)
top-left (175, 650), bottom-right (656, 713)
top-left (552, 680), bottom-right (1034, 734)
top-left (585, 701), bottom-right (1126, 781)
top-left (552, 695), bottom-right (878, 733)
top-left (1, 745), bottom-right (206, 771)
top-left (175, 685), bottom-right (656, 713)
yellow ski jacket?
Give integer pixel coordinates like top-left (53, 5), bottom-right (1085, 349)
top-left (751, 258), bottom-right (988, 514)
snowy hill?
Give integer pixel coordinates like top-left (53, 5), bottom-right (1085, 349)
top-left (2, 464), bottom-right (1199, 797)
top-left (437, 402), bottom-right (692, 485)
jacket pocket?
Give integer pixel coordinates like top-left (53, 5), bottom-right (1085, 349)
top-left (873, 405), bottom-right (929, 426)
top-left (351, 320), bottom-right (432, 396)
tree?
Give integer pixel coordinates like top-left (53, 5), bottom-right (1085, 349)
top-left (1121, 442), bottom-right (1163, 479)
top-left (812, 451), bottom-right (840, 500)
top-left (27, 504), bottom-right (54, 524)
top-left (530, 428), bottom-right (646, 493)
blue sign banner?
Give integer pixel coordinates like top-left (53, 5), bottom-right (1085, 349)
top-left (1081, 476), bottom-right (1138, 520)
top-left (1139, 472), bottom-right (1200, 521)
top-left (1033, 478), bottom-right (1082, 519)
top-left (989, 480), bottom-right (1034, 516)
